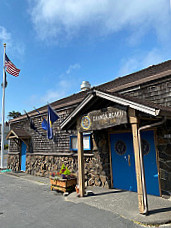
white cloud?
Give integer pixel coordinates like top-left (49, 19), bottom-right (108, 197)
top-left (118, 58), bottom-right (139, 77)
top-left (41, 63), bottom-right (81, 103)
top-left (142, 49), bottom-right (165, 68)
top-left (0, 26), bottom-right (25, 59)
top-left (118, 48), bottom-right (168, 77)
top-left (29, 0), bottom-right (171, 43)
top-left (41, 80), bottom-right (70, 103)
top-left (0, 26), bottom-right (11, 49)
top-left (66, 64), bottom-right (80, 74)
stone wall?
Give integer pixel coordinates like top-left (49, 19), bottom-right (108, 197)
top-left (7, 154), bottom-right (20, 171)
top-left (156, 120), bottom-right (171, 198)
top-left (8, 130), bottom-right (111, 188)
top-left (25, 154), bottom-right (78, 176)
top-left (90, 130), bottom-right (111, 188)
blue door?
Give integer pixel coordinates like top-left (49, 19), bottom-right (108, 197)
top-left (21, 142), bottom-right (26, 171)
top-left (110, 132), bottom-right (137, 192)
top-left (141, 131), bottom-right (160, 196)
top-left (110, 131), bottom-right (160, 196)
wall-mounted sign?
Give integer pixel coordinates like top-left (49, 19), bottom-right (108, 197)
top-left (81, 116), bottom-right (91, 130)
top-left (79, 106), bottom-right (128, 132)
top-left (70, 134), bottom-right (91, 151)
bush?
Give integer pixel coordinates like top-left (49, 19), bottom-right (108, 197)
top-left (4, 144), bottom-right (8, 150)
top-left (50, 164), bottom-right (74, 180)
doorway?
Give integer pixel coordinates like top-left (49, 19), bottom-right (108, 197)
top-left (110, 131), bottom-right (160, 196)
top-left (21, 142), bottom-right (26, 171)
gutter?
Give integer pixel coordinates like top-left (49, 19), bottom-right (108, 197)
top-left (95, 90), bottom-right (160, 116)
top-left (138, 117), bottom-right (166, 215)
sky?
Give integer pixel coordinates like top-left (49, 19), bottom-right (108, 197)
top-left (0, 0), bottom-right (171, 120)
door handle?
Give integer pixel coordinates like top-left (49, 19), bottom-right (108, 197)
top-left (128, 154), bottom-right (131, 166)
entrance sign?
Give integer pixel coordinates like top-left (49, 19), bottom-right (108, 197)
top-left (79, 107), bottom-right (128, 132)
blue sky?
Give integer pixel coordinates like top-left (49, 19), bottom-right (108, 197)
top-left (0, 0), bottom-right (170, 120)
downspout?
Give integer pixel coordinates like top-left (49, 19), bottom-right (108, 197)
top-left (138, 117), bottom-right (166, 215)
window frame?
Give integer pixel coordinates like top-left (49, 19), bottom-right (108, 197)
top-left (70, 133), bottom-right (91, 151)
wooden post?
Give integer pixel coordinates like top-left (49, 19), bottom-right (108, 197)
top-left (77, 130), bottom-right (85, 197)
top-left (129, 108), bottom-right (146, 214)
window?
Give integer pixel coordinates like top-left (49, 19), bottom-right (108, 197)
top-left (70, 133), bottom-right (91, 151)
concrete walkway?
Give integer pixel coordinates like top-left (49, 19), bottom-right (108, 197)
top-left (66, 186), bottom-right (171, 226)
top-left (2, 171), bottom-right (171, 227)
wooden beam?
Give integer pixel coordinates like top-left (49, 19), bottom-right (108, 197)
top-left (77, 130), bottom-right (85, 197)
top-left (8, 135), bottom-right (18, 139)
top-left (6, 130), bottom-right (18, 140)
top-left (129, 108), bottom-right (147, 214)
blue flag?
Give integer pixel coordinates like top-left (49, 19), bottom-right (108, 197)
top-left (34, 107), bottom-right (48, 131)
top-left (47, 105), bottom-right (59, 139)
top-left (42, 118), bottom-right (48, 131)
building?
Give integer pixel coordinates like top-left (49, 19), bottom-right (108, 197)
top-left (7, 60), bottom-right (171, 213)
top-left (0, 124), bottom-right (9, 146)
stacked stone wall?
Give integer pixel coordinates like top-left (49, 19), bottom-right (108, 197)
top-left (7, 154), bottom-right (20, 171)
top-left (8, 130), bottom-right (111, 188)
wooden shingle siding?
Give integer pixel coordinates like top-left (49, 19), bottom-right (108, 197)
top-left (9, 107), bottom-right (76, 155)
top-left (122, 77), bottom-right (171, 107)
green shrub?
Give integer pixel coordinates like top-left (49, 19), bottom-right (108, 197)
top-left (59, 164), bottom-right (66, 174)
top-left (63, 167), bottom-right (71, 175)
top-left (4, 144), bottom-right (8, 150)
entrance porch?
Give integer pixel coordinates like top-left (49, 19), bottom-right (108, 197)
top-left (61, 89), bottom-right (171, 214)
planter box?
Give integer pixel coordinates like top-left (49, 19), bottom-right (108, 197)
top-left (50, 177), bottom-right (77, 193)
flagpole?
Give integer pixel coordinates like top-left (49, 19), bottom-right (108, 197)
top-left (1, 43), bottom-right (6, 168)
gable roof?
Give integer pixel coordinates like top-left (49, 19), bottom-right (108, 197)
top-left (10, 60), bottom-right (171, 123)
top-left (97, 60), bottom-right (171, 92)
top-left (6, 129), bottom-right (31, 140)
top-left (61, 89), bottom-right (171, 130)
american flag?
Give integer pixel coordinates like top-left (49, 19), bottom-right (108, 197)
top-left (5, 54), bottom-right (20, 77)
